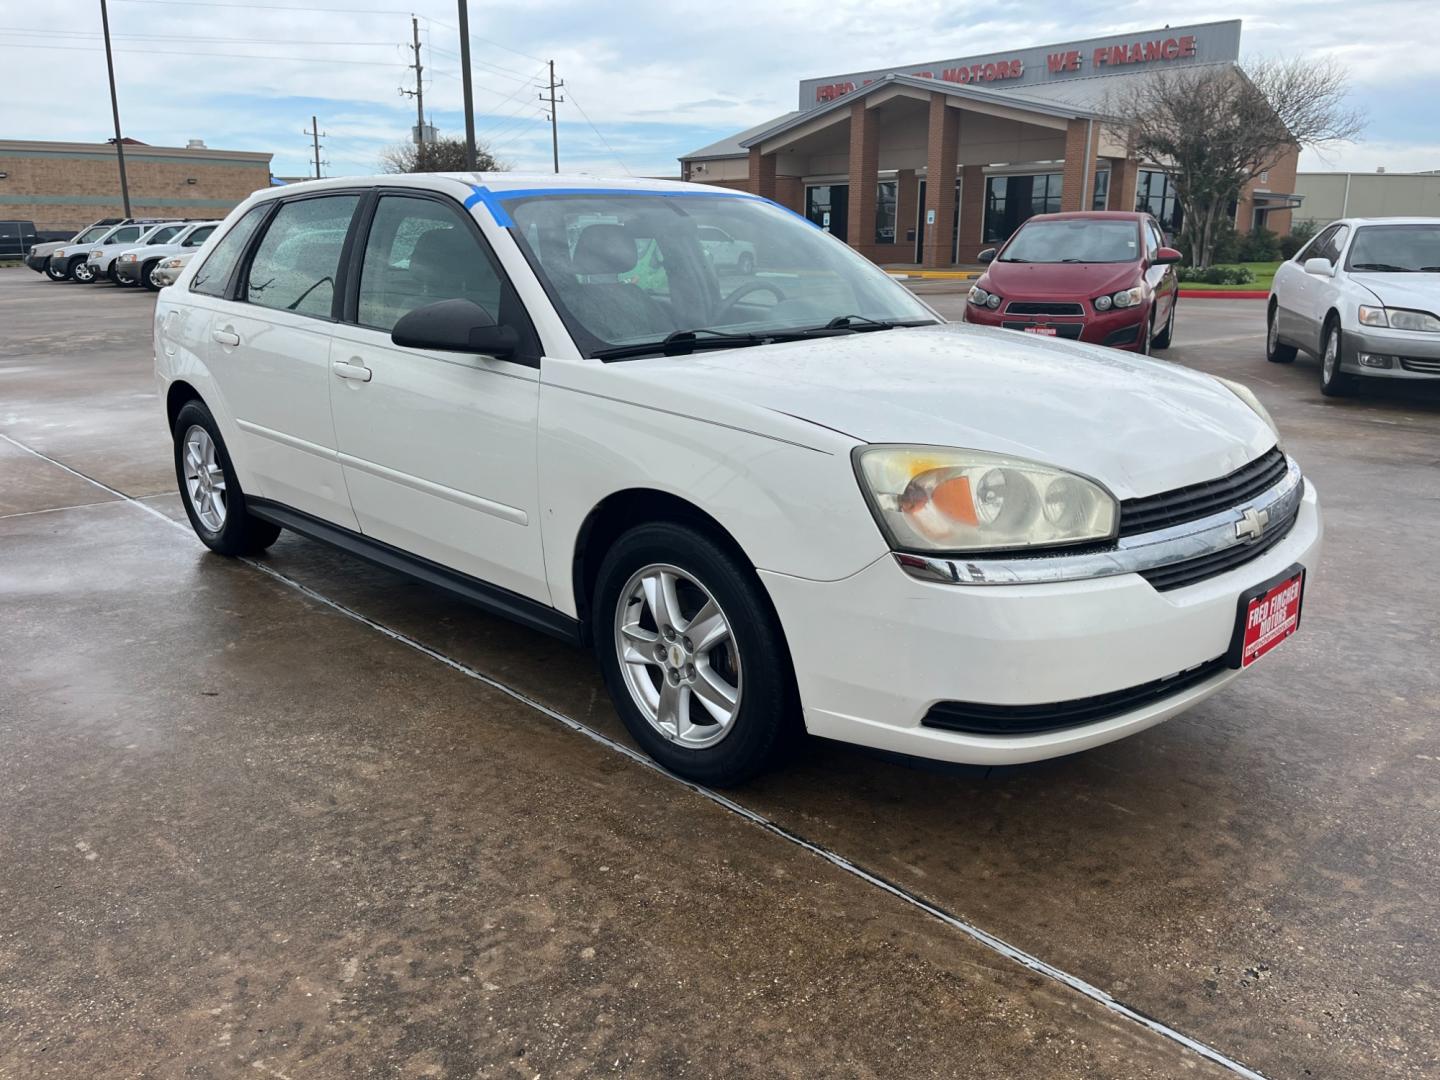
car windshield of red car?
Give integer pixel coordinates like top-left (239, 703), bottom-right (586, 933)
top-left (1001, 220), bottom-right (1140, 264)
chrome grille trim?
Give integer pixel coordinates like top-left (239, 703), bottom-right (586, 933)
top-left (894, 455), bottom-right (1304, 587)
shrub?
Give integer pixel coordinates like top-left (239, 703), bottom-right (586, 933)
top-left (1176, 265), bottom-right (1256, 285)
top-left (1280, 219), bottom-right (1319, 259)
top-left (1237, 227), bottom-right (1281, 263)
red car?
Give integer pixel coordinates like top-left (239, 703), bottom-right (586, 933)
top-left (961, 211), bottom-right (1182, 354)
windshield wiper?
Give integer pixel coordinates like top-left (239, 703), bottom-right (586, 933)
top-left (593, 327), bottom-right (770, 361)
top-left (824, 314), bottom-right (901, 330)
top-left (1351, 262), bottom-right (1413, 272)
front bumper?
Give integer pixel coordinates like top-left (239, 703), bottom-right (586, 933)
top-left (760, 483), bottom-right (1321, 766)
top-left (963, 299), bottom-right (1151, 350)
top-left (25, 252), bottom-right (50, 272)
top-left (114, 261), bottom-right (142, 283)
top-left (1343, 325), bottom-right (1440, 380)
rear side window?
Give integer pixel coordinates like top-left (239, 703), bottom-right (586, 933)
top-left (190, 205), bottom-right (269, 297)
top-left (355, 195), bottom-right (505, 332)
top-left (244, 195), bottom-right (358, 318)
top-left (183, 225), bottom-right (216, 247)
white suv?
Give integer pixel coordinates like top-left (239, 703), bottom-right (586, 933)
top-left (155, 174), bottom-right (1321, 785)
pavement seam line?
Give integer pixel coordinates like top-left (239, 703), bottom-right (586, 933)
top-left (0, 430), bottom-right (1271, 1080)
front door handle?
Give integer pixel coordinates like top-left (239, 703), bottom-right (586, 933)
top-left (331, 359), bottom-right (372, 382)
top-left (212, 328), bottom-right (240, 347)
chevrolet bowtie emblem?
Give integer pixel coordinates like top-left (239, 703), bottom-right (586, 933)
top-left (1235, 506), bottom-right (1270, 542)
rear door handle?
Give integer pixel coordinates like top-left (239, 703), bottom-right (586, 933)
top-left (331, 359), bottom-right (372, 383)
top-left (211, 328), bottom-right (240, 347)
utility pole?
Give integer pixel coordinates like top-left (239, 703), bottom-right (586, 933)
top-left (99, 0), bottom-right (132, 216)
top-left (399, 15), bottom-right (426, 163)
top-left (456, 0), bottom-right (477, 170)
top-left (540, 60), bottom-right (564, 174)
top-left (303, 116), bottom-right (328, 179)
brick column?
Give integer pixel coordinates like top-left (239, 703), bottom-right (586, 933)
top-left (846, 99), bottom-right (880, 259)
top-left (749, 146), bottom-right (777, 201)
top-left (1109, 157), bottom-right (1140, 212)
top-left (894, 169), bottom-right (917, 260)
top-left (923, 94), bottom-right (960, 267)
top-left (1059, 118), bottom-right (1098, 212)
top-left (957, 164), bottom-right (986, 262)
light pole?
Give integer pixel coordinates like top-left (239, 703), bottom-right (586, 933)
top-left (99, 0), bottom-right (132, 216)
top-left (456, 0), bottom-right (477, 170)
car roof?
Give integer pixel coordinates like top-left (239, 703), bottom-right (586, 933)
top-left (253, 172), bottom-right (736, 203)
top-left (1333, 217), bottom-right (1440, 227)
top-left (1023, 211), bottom-right (1149, 224)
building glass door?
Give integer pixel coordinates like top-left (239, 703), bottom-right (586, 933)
top-left (914, 178), bottom-right (962, 264)
top-left (805, 185), bottom-right (848, 242)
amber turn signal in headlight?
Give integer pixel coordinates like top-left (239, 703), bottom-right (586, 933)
top-left (853, 446), bottom-right (1119, 554)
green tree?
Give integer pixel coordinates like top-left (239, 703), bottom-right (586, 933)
top-left (380, 135), bottom-right (507, 174)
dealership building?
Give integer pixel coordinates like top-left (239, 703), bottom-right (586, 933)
top-left (0, 138), bottom-right (272, 235)
top-left (680, 20), bottom-right (1299, 266)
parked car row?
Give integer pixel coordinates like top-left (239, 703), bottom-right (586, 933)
top-left (24, 217), bottom-right (218, 291)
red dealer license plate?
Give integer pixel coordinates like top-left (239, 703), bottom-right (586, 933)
top-left (1023, 326), bottom-right (1058, 336)
top-left (1231, 565), bottom-right (1306, 669)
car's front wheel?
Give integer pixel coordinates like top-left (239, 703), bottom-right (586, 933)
top-left (593, 521), bottom-right (798, 786)
top-left (42, 257), bottom-right (65, 280)
top-left (173, 400), bottom-right (282, 556)
top-left (142, 260), bottom-right (164, 291)
top-left (1152, 297), bottom-right (1176, 349)
top-left (1319, 317), bottom-right (1357, 397)
top-left (1266, 301), bottom-right (1297, 363)
top-left (70, 258), bottom-right (96, 283)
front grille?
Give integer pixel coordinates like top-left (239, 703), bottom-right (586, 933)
top-left (1138, 496), bottom-right (1300, 591)
top-left (1399, 356), bottom-right (1440, 374)
top-left (1118, 448), bottom-right (1288, 537)
top-left (1003, 321), bottom-right (1084, 339)
top-left (1005, 301), bottom-right (1085, 316)
top-left (922, 656), bottom-right (1229, 736)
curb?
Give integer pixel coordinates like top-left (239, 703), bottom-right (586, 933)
top-left (1178, 290), bottom-right (1269, 300)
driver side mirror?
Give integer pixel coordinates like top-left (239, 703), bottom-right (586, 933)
top-left (1154, 247), bottom-right (1182, 265)
top-left (391, 298), bottom-right (518, 358)
top-left (1303, 257), bottom-right (1334, 277)
top-left (977, 247), bottom-right (997, 264)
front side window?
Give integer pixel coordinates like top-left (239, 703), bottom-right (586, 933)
top-left (1001, 219), bottom-right (1140, 264)
top-left (356, 195), bottom-right (507, 333)
top-left (147, 225), bottom-right (182, 244)
top-left (244, 195), bottom-right (358, 318)
top-left (1314, 225), bottom-right (1349, 265)
top-left (75, 226), bottom-right (110, 243)
top-left (191, 204), bottom-right (271, 297)
top-left (1345, 224), bottom-right (1440, 272)
top-left (109, 226), bottom-right (143, 244)
top-left (507, 192), bottom-right (934, 358)
top-left (183, 225), bottom-right (217, 247)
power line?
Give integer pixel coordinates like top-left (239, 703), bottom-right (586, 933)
top-left (565, 86), bottom-right (633, 176)
top-left (112, 0), bottom-right (417, 14)
top-left (2, 39), bottom-right (405, 65)
top-left (0, 26), bottom-right (401, 45)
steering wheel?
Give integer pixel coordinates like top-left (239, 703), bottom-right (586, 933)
top-left (714, 280), bottom-right (787, 322)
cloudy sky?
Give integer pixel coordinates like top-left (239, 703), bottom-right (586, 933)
top-left (4, 0), bottom-right (1437, 179)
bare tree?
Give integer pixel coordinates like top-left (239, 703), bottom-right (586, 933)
top-left (1112, 57), bottom-right (1362, 267)
top-left (380, 135), bottom-right (508, 174)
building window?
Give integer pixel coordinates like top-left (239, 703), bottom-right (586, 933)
top-left (875, 180), bottom-right (897, 245)
top-left (1092, 169), bottom-right (1109, 211)
top-left (984, 173), bottom-right (1062, 243)
top-left (805, 184), bottom-right (848, 242)
top-left (1135, 169), bottom-right (1182, 235)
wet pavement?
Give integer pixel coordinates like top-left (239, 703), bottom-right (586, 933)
top-left (2, 270), bottom-right (1438, 1079)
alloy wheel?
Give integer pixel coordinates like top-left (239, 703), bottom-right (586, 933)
top-left (1268, 309), bottom-right (1279, 354)
top-left (73, 261), bottom-right (96, 283)
top-left (614, 563), bottom-right (742, 749)
top-left (182, 425), bottom-right (228, 532)
top-left (1323, 327), bottom-right (1338, 382)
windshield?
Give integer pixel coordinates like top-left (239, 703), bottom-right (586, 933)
top-left (505, 192), bottom-right (935, 358)
top-left (75, 226), bottom-right (110, 243)
top-left (1346, 224), bottom-right (1440, 272)
top-left (1001, 219), bottom-right (1140, 264)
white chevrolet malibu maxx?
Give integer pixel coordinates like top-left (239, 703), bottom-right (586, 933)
top-left (154, 174), bottom-right (1321, 785)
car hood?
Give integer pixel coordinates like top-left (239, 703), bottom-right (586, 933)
top-left (622, 324), bottom-right (1275, 500)
top-left (31, 240), bottom-right (71, 257)
top-left (982, 261), bottom-right (1140, 299)
top-left (1348, 273), bottom-right (1440, 311)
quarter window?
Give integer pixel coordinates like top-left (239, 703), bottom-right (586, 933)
top-left (244, 195), bottom-right (358, 318)
top-left (190, 205), bottom-right (270, 297)
top-left (355, 195), bottom-right (507, 335)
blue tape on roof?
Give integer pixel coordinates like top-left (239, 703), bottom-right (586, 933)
top-left (464, 184), bottom-right (514, 227)
top-left (464, 183), bottom-right (819, 230)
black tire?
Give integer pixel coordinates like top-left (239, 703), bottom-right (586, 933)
top-left (42, 256), bottom-right (65, 281)
top-left (1152, 296), bottom-right (1176, 349)
top-left (172, 400), bottom-right (282, 556)
top-left (1140, 310), bottom-right (1155, 356)
top-left (69, 257), bottom-right (96, 283)
top-left (142, 260), bottom-right (163, 291)
top-left (1266, 301), bottom-right (1297, 363)
top-left (1319, 317), bottom-right (1357, 397)
top-left (107, 263), bottom-right (121, 284)
top-left (592, 521), bottom-right (800, 786)
top-left (738, 251), bottom-right (755, 275)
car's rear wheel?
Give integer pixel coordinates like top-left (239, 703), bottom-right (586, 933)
top-left (1152, 298), bottom-right (1176, 349)
top-left (70, 258), bottom-right (96, 283)
top-left (1266, 301), bottom-right (1297, 363)
top-left (173, 400), bottom-right (282, 556)
top-left (143, 260), bottom-right (164, 291)
top-left (1319, 318), bottom-right (1358, 397)
top-left (593, 521), bottom-right (798, 786)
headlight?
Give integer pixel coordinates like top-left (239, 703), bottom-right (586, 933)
top-left (1358, 305), bottom-right (1387, 327)
top-left (854, 446), bottom-right (1119, 554)
top-left (119, 254), bottom-right (136, 263)
top-left (1386, 308), bottom-right (1440, 332)
top-left (968, 285), bottom-right (988, 306)
top-left (1215, 377), bottom-right (1279, 438)
top-left (90, 249), bottom-right (104, 258)
top-left (161, 257), bottom-right (183, 268)
top-left (54, 248), bottom-right (66, 257)
top-left (1093, 294), bottom-right (1113, 311)
top-left (1110, 285), bottom-right (1145, 309)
